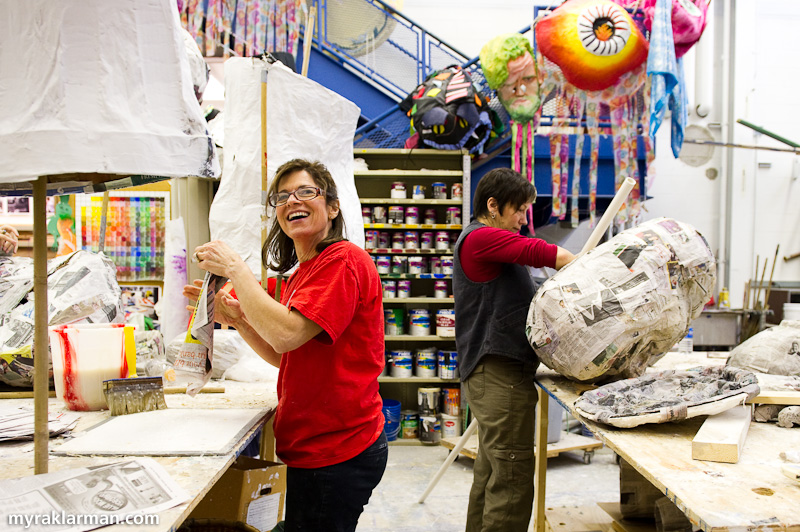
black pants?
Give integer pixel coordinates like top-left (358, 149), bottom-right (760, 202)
top-left (284, 432), bottom-right (388, 532)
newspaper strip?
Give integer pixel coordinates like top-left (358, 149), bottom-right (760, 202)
top-left (0, 407), bottom-right (79, 442)
top-left (0, 457), bottom-right (189, 532)
top-left (527, 217), bottom-right (716, 383)
top-left (173, 272), bottom-right (227, 396)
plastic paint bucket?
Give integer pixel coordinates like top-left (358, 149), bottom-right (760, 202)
top-left (408, 256), bottom-right (427, 274)
top-left (409, 309), bottom-right (431, 336)
top-left (434, 280), bottom-right (448, 298)
top-left (382, 399), bottom-right (402, 441)
top-left (441, 256), bottom-right (454, 274)
top-left (441, 413), bottom-right (461, 438)
top-left (376, 255), bottom-right (390, 274)
top-left (438, 350), bottom-right (458, 379)
top-left (784, 303), bottom-right (800, 321)
top-left (436, 309), bottom-right (455, 337)
top-left (382, 280), bottom-right (396, 299)
top-left (435, 231), bottom-right (450, 250)
top-left (401, 410), bottom-right (419, 439)
top-left (390, 350), bottom-right (412, 377)
top-left (418, 386), bottom-right (441, 415)
top-left (415, 348), bottom-right (438, 378)
top-left (405, 206), bottom-right (420, 224)
top-left (419, 414), bottom-right (441, 444)
top-left (421, 232), bottom-right (433, 249)
top-left (442, 387), bottom-right (461, 416)
top-left (397, 280), bottom-right (412, 298)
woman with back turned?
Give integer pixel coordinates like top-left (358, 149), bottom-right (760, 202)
top-left (454, 168), bottom-right (574, 532)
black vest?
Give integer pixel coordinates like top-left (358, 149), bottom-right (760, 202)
top-left (453, 220), bottom-right (539, 381)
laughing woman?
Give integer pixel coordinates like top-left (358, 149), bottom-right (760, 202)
top-left (185, 159), bottom-right (387, 532)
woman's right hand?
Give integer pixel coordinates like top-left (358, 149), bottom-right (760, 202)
top-left (182, 280), bottom-right (244, 328)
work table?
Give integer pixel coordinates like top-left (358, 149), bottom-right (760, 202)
top-left (0, 380), bottom-right (278, 531)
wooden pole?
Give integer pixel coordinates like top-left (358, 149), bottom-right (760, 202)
top-left (755, 258), bottom-right (768, 309)
top-left (763, 245), bottom-right (779, 310)
top-left (261, 68), bottom-right (268, 288)
top-left (99, 191), bottom-right (110, 252)
top-left (32, 176), bottom-right (49, 474)
top-left (301, 5), bottom-right (316, 78)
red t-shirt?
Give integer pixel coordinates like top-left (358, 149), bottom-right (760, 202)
top-left (460, 226), bottom-right (558, 282)
top-left (274, 241), bottom-right (385, 468)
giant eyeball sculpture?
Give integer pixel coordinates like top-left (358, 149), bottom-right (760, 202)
top-left (536, 0), bottom-right (648, 91)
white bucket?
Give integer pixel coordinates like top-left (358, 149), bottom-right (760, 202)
top-left (49, 323), bottom-right (127, 411)
top-left (409, 309), bottom-right (431, 336)
top-left (784, 303), bottom-right (800, 322)
top-left (441, 413), bottom-right (462, 438)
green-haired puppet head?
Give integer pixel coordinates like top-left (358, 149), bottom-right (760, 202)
top-left (480, 33), bottom-right (541, 123)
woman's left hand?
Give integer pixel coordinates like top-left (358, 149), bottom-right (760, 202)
top-left (192, 240), bottom-right (245, 279)
top-left (0, 225), bottom-right (19, 255)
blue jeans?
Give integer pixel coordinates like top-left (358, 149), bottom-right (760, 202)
top-left (284, 432), bottom-right (388, 532)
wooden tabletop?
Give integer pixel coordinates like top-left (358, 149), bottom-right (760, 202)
top-left (537, 352), bottom-right (800, 531)
top-left (0, 381), bottom-right (278, 532)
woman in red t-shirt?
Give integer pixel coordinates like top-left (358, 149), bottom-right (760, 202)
top-left (186, 159), bottom-right (386, 532)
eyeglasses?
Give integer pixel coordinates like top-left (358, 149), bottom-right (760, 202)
top-left (268, 186), bottom-right (322, 207)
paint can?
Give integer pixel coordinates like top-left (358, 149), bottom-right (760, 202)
top-left (409, 309), bottom-right (431, 336)
top-left (419, 415), bottom-right (441, 444)
top-left (378, 231), bottom-right (390, 249)
top-left (434, 280), bottom-right (448, 298)
top-left (436, 308), bottom-right (455, 337)
top-left (405, 206), bottom-right (419, 225)
top-left (365, 230), bottom-right (378, 249)
top-left (391, 255), bottom-right (407, 274)
top-left (408, 256), bottom-right (427, 274)
top-left (372, 205), bottom-right (387, 223)
top-left (430, 257), bottom-right (442, 274)
top-left (376, 255), bottom-right (390, 274)
top-left (415, 348), bottom-right (438, 378)
top-left (401, 410), bottom-right (419, 439)
top-left (362, 206), bottom-right (372, 224)
top-left (388, 205), bottom-right (405, 224)
top-left (397, 280), bottom-right (412, 298)
top-left (446, 207), bottom-right (461, 225)
top-left (424, 208), bottom-right (437, 224)
top-left (404, 231), bottom-right (419, 249)
top-left (390, 350), bottom-right (412, 377)
top-left (421, 232), bottom-right (433, 249)
top-left (382, 280), bottom-right (396, 299)
top-left (441, 413), bottom-right (461, 438)
top-left (384, 308), bottom-right (404, 335)
top-left (390, 181), bottom-right (407, 199)
top-left (451, 183), bottom-right (463, 199)
top-left (438, 350), bottom-right (458, 379)
top-left (435, 231), bottom-right (450, 250)
top-left (418, 386), bottom-right (441, 414)
top-left (380, 352), bottom-right (389, 376)
top-left (441, 256), bottom-right (454, 274)
top-left (412, 185), bottom-right (426, 200)
top-left (432, 182), bottom-right (447, 199)
top-left (392, 233), bottom-right (404, 250)
top-left (442, 387), bottom-right (461, 416)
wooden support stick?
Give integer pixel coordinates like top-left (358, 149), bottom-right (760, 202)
top-left (301, 6), bottom-right (316, 78)
top-left (692, 406), bottom-right (751, 464)
top-left (33, 176), bottom-right (49, 474)
top-left (763, 245), bottom-right (779, 310)
top-left (754, 258), bottom-right (768, 310)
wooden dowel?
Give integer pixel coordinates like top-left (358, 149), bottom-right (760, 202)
top-left (32, 176), bottom-right (49, 474)
top-left (763, 245), bottom-right (779, 311)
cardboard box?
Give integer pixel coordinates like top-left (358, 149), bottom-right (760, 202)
top-left (190, 456), bottom-right (286, 532)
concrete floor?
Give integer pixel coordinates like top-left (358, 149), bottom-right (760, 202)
top-left (357, 438), bottom-right (621, 532)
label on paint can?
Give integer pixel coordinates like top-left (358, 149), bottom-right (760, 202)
top-left (372, 206), bottom-right (387, 223)
top-left (412, 185), bottom-right (426, 200)
top-left (376, 255), bottom-right (390, 274)
top-left (382, 280), bottom-right (396, 299)
top-left (409, 309), bottom-right (431, 336)
top-left (390, 350), bottom-right (412, 377)
top-left (401, 410), bottom-right (419, 439)
top-left (436, 309), bottom-right (455, 337)
top-left (441, 414), bottom-right (461, 437)
top-left (390, 182), bottom-right (407, 199)
top-left (397, 280), bottom-right (411, 298)
top-left (438, 350), bottom-right (458, 379)
top-left (388, 205), bottom-right (405, 224)
top-left (408, 256), bottom-right (427, 274)
top-left (362, 207), bottom-right (372, 224)
top-left (384, 308), bottom-right (404, 335)
top-left (404, 231), bottom-right (419, 249)
top-left (435, 232), bottom-right (450, 250)
top-left (431, 182), bottom-right (447, 199)
top-left (441, 256), bottom-right (454, 274)
top-left (391, 255), bottom-right (407, 273)
top-left (405, 206), bottom-right (419, 225)
top-left (434, 280), bottom-right (448, 299)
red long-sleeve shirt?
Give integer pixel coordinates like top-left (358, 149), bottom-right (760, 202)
top-left (459, 226), bottom-right (558, 282)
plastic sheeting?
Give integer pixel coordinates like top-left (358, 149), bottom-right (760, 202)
top-left (208, 59), bottom-right (364, 278)
top-left (527, 217), bottom-right (716, 383)
top-left (0, 0), bottom-right (219, 185)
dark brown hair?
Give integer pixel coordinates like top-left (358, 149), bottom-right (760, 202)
top-left (262, 159), bottom-right (346, 273)
top-left (472, 167), bottom-right (536, 219)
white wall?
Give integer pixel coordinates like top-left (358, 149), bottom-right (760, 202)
top-left (403, 0), bottom-right (800, 306)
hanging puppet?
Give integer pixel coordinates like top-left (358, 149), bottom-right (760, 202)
top-left (481, 0), bottom-right (654, 230)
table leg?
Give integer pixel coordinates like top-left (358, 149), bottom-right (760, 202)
top-left (533, 385), bottom-right (549, 531)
